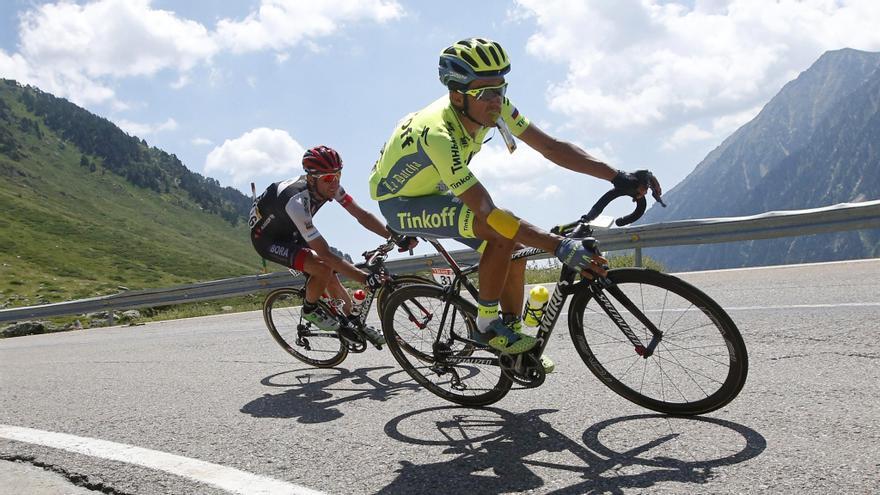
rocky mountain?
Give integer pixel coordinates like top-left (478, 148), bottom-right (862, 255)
top-left (641, 48), bottom-right (880, 271)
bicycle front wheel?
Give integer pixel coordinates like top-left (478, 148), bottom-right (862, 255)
top-left (569, 269), bottom-right (748, 415)
top-left (381, 284), bottom-right (512, 407)
top-left (263, 288), bottom-right (348, 368)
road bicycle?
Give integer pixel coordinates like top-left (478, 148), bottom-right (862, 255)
top-left (262, 239), bottom-right (437, 368)
top-left (379, 188), bottom-right (749, 415)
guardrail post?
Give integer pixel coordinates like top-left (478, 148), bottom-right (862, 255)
top-left (634, 247), bottom-right (643, 267)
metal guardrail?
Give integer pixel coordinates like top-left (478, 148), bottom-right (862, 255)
top-left (2, 200), bottom-right (879, 324)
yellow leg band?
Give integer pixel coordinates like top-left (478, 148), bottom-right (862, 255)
top-left (487, 209), bottom-right (520, 239)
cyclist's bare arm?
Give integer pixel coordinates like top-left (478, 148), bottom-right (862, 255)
top-left (518, 124), bottom-right (660, 199)
top-left (517, 124), bottom-right (617, 181)
top-left (342, 197), bottom-right (390, 238)
top-left (307, 235), bottom-right (369, 284)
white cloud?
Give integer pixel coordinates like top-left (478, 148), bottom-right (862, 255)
top-left (662, 123), bottom-right (714, 150)
top-left (115, 117), bottom-right (178, 137)
top-left (205, 128), bottom-right (305, 188)
top-left (0, 50), bottom-right (31, 82)
top-left (469, 143), bottom-right (561, 202)
top-left (662, 105), bottom-right (762, 150)
top-left (469, 142), bottom-right (554, 181)
top-left (711, 105), bottom-right (762, 136)
top-left (1, 0), bottom-right (404, 107)
top-left (538, 185), bottom-right (562, 199)
top-left (191, 137), bottom-right (214, 146)
top-left (10, 0), bottom-right (217, 106)
top-left (515, 0), bottom-right (880, 132)
top-left (214, 0), bottom-right (404, 53)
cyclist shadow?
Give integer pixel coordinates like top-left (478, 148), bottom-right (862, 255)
top-left (379, 406), bottom-right (766, 494)
top-left (240, 366), bottom-right (421, 424)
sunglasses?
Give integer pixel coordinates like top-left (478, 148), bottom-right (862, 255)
top-left (310, 171), bottom-right (341, 183)
top-left (460, 82), bottom-right (507, 101)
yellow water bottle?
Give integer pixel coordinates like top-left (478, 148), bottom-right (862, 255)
top-left (522, 285), bottom-right (549, 327)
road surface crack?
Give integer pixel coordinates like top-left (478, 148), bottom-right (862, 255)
top-left (0, 454), bottom-right (134, 495)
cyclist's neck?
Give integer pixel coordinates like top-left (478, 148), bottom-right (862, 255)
top-left (450, 97), bottom-right (485, 137)
top-left (459, 110), bottom-right (485, 136)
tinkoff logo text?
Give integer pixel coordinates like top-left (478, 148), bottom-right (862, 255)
top-left (397, 207), bottom-right (457, 230)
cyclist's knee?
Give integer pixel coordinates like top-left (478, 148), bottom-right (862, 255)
top-left (486, 236), bottom-right (516, 252)
top-left (301, 253), bottom-right (333, 281)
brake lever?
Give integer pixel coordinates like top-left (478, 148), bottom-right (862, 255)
top-left (652, 188), bottom-right (667, 208)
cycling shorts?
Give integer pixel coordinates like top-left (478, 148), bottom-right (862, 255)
top-left (378, 194), bottom-right (487, 252)
top-left (250, 228), bottom-right (311, 270)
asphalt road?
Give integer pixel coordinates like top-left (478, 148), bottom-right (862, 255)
top-left (1, 259), bottom-right (879, 495)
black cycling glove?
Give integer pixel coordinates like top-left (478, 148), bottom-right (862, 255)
top-left (611, 169), bottom-right (652, 196)
top-left (394, 235), bottom-right (418, 252)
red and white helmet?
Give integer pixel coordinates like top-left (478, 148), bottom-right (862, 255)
top-left (302, 145), bottom-right (343, 174)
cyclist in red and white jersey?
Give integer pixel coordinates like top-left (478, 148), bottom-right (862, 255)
top-left (250, 145), bottom-right (416, 346)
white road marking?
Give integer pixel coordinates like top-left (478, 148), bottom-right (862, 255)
top-left (724, 302), bottom-right (880, 311)
top-left (0, 425), bottom-right (325, 495)
top-left (672, 257), bottom-right (880, 275)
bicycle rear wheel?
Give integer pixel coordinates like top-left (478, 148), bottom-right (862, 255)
top-left (569, 269), bottom-right (748, 415)
top-left (381, 284), bottom-right (512, 407)
top-left (263, 288), bottom-right (348, 368)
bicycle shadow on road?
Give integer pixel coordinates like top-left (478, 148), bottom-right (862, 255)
top-left (378, 406), bottom-right (766, 494)
top-left (240, 366), bottom-right (421, 423)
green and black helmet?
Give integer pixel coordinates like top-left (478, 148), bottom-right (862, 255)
top-left (438, 38), bottom-right (511, 90)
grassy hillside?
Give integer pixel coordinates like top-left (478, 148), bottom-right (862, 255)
top-left (0, 82), bottom-right (262, 309)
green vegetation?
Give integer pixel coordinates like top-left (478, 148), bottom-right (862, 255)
top-left (0, 79), bottom-right (665, 336)
top-left (0, 80), bottom-right (263, 310)
top-left (524, 253), bottom-right (664, 284)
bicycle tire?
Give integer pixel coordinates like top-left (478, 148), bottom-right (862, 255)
top-left (381, 284), bottom-right (512, 407)
top-left (263, 288), bottom-right (348, 368)
top-left (376, 274), bottom-right (439, 317)
top-left (568, 268), bottom-right (748, 415)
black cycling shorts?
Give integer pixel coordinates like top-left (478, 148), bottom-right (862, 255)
top-left (251, 228), bottom-right (310, 269)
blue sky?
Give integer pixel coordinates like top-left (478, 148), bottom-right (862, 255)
top-left (3, 0), bottom-right (880, 259)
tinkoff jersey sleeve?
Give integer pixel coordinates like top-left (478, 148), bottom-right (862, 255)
top-left (500, 97), bottom-right (530, 137)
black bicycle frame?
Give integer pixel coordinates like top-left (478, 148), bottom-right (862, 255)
top-left (422, 236), bottom-right (665, 362)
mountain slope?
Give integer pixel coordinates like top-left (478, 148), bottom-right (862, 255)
top-left (642, 49), bottom-right (880, 270)
top-left (0, 80), bottom-right (260, 308)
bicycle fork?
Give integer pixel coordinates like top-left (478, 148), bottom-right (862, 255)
top-left (590, 280), bottom-right (663, 358)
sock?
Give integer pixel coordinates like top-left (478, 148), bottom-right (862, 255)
top-left (476, 298), bottom-right (499, 332)
top-left (303, 301), bottom-right (317, 314)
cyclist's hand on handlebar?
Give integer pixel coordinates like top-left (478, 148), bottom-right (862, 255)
top-left (612, 169), bottom-right (663, 204)
top-left (555, 238), bottom-right (607, 279)
top-left (387, 228), bottom-right (419, 253)
top-left (395, 235), bottom-right (418, 253)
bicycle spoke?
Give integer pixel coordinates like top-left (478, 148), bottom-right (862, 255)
top-left (383, 285), bottom-right (510, 406)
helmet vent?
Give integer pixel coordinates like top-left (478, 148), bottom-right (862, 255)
top-left (460, 52), bottom-right (479, 68)
top-left (474, 45), bottom-right (491, 65)
top-left (487, 46), bottom-right (501, 65)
